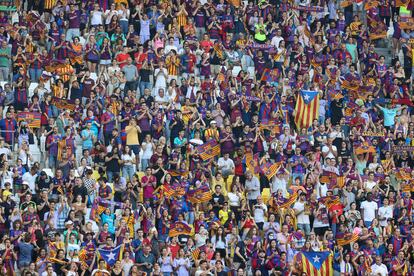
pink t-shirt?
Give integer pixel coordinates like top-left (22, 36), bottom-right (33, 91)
top-left (142, 175), bottom-right (156, 199)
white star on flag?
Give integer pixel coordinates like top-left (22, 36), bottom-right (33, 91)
top-left (107, 252), bottom-right (116, 261)
top-left (304, 94), bottom-right (310, 101)
top-left (313, 255), bottom-right (320, 263)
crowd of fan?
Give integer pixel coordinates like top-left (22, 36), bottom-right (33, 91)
top-left (0, 0), bottom-right (413, 275)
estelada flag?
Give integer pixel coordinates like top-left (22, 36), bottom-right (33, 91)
top-left (302, 251), bottom-right (333, 276)
top-left (169, 221), bottom-right (192, 237)
top-left (337, 232), bottom-right (359, 246)
top-left (318, 195), bottom-right (341, 209)
top-left (196, 139), bottom-right (220, 161)
top-left (260, 162), bottom-right (281, 180)
top-left (187, 185), bottom-right (212, 203)
top-left (294, 90), bottom-right (320, 129)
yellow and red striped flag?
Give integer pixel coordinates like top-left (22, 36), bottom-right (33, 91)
top-left (48, 257), bottom-right (68, 265)
top-left (302, 252), bottom-right (333, 276)
top-left (163, 185), bottom-right (175, 198)
top-left (191, 245), bottom-right (206, 260)
top-left (294, 90), bottom-right (320, 129)
top-left (401, 182), bottom-right (411, 193)
top-left (169, 221), bottom-right (192, 237)
top-left (318, 195), bottom-right (341, 209)
top-left (48, 241), bottom-right (58, 257)
top-left (336, 176), bottom-right (346, 188)
top-left (197, 139), bottom-right (221, 161)
top-left (337, 233), bottom-right (359, 246)
top-left (78, 248), bottom-right (88, 267)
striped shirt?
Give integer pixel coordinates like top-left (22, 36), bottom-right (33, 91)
top-left (56, 64), bottom-right (74, 83)
top-left (177, 12), bottom-right (187, 27)
top-left (166, 56), bottom-right (180, 76)
top-left (44, 0), bottom-right (56, 10)
top-left (204, 128), bottom-right (219, 141)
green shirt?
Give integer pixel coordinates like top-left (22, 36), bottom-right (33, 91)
top-left (0, 47), bottom-right (10, 67)
top-left (254, 24), bottom-right (267, 41)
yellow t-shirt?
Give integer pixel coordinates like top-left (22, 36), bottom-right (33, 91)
top-left (211, 177), bottom-right (227, 196)
top-left (123, 215), bottom-right (135, 236)
top-left (125, 126), bottom-right (140, 145)
top-left (219, 209), bottom-right (229, 225)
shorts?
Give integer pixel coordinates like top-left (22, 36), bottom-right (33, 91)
top-left (129, 145), bottom-right (140, 154)
top-left (100, 59), bottom-right (111, 65)
top-left (87, 59), bottom-right (99, 64)
top-left (314, 226), bottom-right (329, 237)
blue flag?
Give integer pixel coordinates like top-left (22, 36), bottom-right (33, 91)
top-left (300, 90), bottom-right (319, 104)
top-left (302, 251), bottom-right (331, 270)
top-left (98, 245), bottom-right (122, 266)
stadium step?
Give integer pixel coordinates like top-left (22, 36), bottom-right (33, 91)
top-left (374, 46), bottom-right (393, 66)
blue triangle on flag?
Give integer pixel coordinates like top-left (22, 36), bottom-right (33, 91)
top-left (302, 251), bottom-right (330, 270)
top-left (300, 90), bottom-right (318, 104)
top-left (98, 245), bottom-right (122, 266)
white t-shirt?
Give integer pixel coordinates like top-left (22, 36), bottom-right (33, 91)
top-left (271, 176), bottom-right (287, 195)
top-left (121, 153), bottom-right (136, 166)
top-left (41, 272), bottom-right (57, 276)
top-left (321, 144), bottom-right (337, 159)
top-left (66, 242), bottom-right (80, 259)
top-left (271, 35), bottom-right (284, 48)
top-left (104, 10), bottom-right (118, 25)
top-left (319, 99), bottom-right (327, 117)
top-left (0, 147), bottom-right (10, 159)
top-left (313, 204), bottom-right (330, 228)
top-left (316, 182), bottom-right (328, 198)
top-left (154, 68), bottom-right (168, 90)
top-left (253, 203), bottom-right (267, 223)
top-left (90, 11), bottom-right (103, 26)
top-left (370, 263), bottom-right (388, 276)
top-left (227, 192), bottom-right (240, 207)
top-left (293, 201), bottom-right (310, 224)
top-left (360, 200), bottom-right (378, 222)
top-left (0, 170), bottom-right (13, 190)
top-left (378, 205), bottom-right (393, 227)
top-left (165, 45), bottom-right (178, 54)
top-left (22, 172), bottom-right (37, 194)
top-left (364, 180), bottom-right (377, 190)
top-left (217, 158), bottom-right (235, 172)
top-left (141, 142), bottom-right (153, 159)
